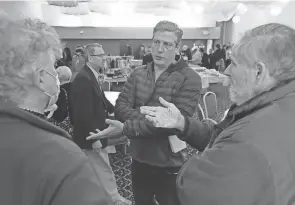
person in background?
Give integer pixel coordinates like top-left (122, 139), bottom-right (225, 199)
top-left (0, 15), bottom-right (110, 205)
top-left (208, 48), bottom-right (214, 68)
top-left (140, 23), bottom-right (295, 205)
top-left (124, 44), bottom-right (133, 56)
top-left (190, 47), bottom-right (202, 65)
top-left (222, 44), bottom-right (227, 61)
top-left (62, 45), bottom-right (72, 67)
top-left (70, 43), bottom-right (131, 205)
top-left (199, 48), bottom-right (210, 68)
top-left (139, 45), bottom-right (145, 59)
top-left (216, 58), bottom-right (225, 72)
top-left (181, 45), bottom-right (192, 61)
top-left (142, 45), bottom-right (153, 65)
top-left (52, 66), bottom-right (73, 135)
top-left (87, 20), bottom-right (202, 205)
top-left (225, 46), bottom-right (232, 68)
top-left (71, 46), bottom-right (85, 81)
top-left (211, 44), bottom-right (224, 70)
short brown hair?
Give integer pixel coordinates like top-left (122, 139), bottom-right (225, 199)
top-left (153, 20), bottom-right (183, 46)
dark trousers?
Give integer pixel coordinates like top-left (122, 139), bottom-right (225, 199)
top-left (131, 159), bottom-right (180, 205)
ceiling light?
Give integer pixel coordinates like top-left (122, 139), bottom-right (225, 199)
top-left (193, 4), bottom-right (204, 14)
top-left (279, 0), bottom-right (289, 3)
top-left (270, 5), bottom-right (282, 16)
top-left (232, 15), bottom-right (240, 24)
top-left (236, 3), bottom-right (248, 15)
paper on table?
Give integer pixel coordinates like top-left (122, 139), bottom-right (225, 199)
top-left (92, 141), bottom-right (116, 154)
top-left (105, 145), bottom-right (116, 154)
top-left (168, 135), bottom-right (187, 153)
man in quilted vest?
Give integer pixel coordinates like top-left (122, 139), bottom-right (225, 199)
top-left (88, 20), bottom-right (202, 205)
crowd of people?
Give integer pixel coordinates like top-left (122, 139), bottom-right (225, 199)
top-left (179, 42), bottom-right (233, 71)
top-left (55, 38), bottom-right (232, 76)
top-left (1, 11), bottom-right (295, 205)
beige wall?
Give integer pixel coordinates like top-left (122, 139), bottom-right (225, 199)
top-left (54, 26), bottom-right (221, 40)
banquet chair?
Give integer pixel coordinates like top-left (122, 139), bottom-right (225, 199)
top-left (195, 104), bottom-right (205, 121)
top-left (203, 91), bottom-right (218, 124)
top-left (221, 108), bottom-right (230, 121)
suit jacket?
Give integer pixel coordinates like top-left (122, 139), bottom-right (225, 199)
top-left (70, 65), bottom-right (114, 150)
top-left (142, 53), bottom-right (153, 65)
top-left (52, 83), bottom-right (71, 123)
top-left (201, 53), bottom-right (210, 69)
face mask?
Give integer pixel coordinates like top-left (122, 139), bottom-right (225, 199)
top-left (43, 70), bottom-right (60, 111)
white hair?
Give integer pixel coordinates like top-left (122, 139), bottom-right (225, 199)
top-left (232, 23), bottom-right (295, 82)
top-left (57, 66), bottom-right (72, 84)
top-left (0, 15), bottom-right (61, 104)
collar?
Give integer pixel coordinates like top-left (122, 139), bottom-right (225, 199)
top-left (146, 55), bottom-right (188, 74)
top-left (228, 78), bottom-right (295, 119)
top-left (209, 78), bottom-right (295, 148)
top-left (0, 105), bottom-right (71, 140)
top-left (86, 63), bottom-right (99, 79)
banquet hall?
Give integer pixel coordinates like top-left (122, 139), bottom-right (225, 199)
top-left (1, 0), bottom-right (295, 205)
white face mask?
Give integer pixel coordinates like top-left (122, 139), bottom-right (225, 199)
top-left (43, 70), bottom-right (60, 110)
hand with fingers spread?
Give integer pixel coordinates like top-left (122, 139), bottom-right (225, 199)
top-left (87, 119), bottom-right (124, 141)
top-left (140, 97), bottom-right (185, 131)
top-left (89, 129), bottom-right (103, 149)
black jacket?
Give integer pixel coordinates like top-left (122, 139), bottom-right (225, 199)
top-left (70, 65), bottom-right (114, 149)
top-left (52, 82), bottom-right (71, 123)
top-left (0, 106), bottom-right (111, 205)
top-left (201, 53), bottom-right (210, 68)
top-left (142, 53), bottom-right (153, 65)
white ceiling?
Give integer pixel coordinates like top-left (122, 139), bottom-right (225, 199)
top-left (1, 0), bottom-right (289, 27)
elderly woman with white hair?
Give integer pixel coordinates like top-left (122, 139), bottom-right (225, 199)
top-left (51, 66), bottom-right (73, 134)
top-left (90, 23), bottom-right (295, 205)
top-left (0, 16), bottom-right (110, 205)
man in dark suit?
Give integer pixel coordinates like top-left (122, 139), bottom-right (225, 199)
top-left (199, 48), bottom-right (210, 69)
top-left (70, 43), bottom-right (131, 205)
top-left (211, 44), bottom-right (224, 70)
top-left (142, 46), bottom-right (153, 65)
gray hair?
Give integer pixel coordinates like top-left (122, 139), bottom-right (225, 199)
top-left (153, 20), bottom-right (183, 46)
top-left (84, 43), bottom-right (103, 62)
top-left (232, 23), bottom-right (295, 82)
top-left (57, 66), bottom-right (72, 83)
top-left (0, 15), bottom-right (61, 104)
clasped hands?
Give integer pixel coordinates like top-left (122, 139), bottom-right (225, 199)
top-left (87, 97), bottom-right (184, 141)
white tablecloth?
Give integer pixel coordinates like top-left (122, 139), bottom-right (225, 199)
top-left (197, 71), bottom-right (230, 89)
top-left (130, 59), bottom-right (143, 66)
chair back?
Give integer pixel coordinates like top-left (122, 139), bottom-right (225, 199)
top-left (203, 91), bottom-right (218, 119)
top-left (195, 104), bottom-right (205, 121)
top-left (221, 108), bottom-right (230, 121)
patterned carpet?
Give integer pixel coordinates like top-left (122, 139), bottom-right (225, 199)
top-left (109, 83), bottom-right (231, 204)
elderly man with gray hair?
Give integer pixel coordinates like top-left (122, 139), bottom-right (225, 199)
top-left (139, 23), bottom-right (295, 205)
top-left (0, 16), bottom-right (110, 205)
